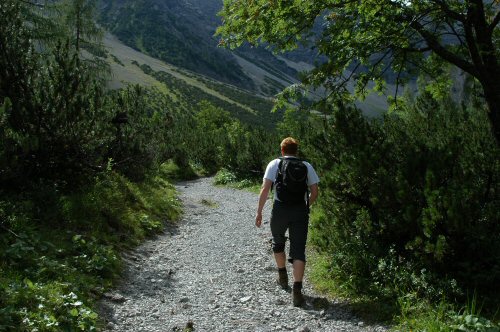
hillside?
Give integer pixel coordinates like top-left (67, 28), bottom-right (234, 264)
top-left (102, 33), bottom-right (281, 127)
top-left (99, 0), bottom-right (391, 117)
top-left (98, 0), bottom-right (300, 96)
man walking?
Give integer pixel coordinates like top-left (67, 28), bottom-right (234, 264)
top-left (255, 137), bottom-right (319, 307)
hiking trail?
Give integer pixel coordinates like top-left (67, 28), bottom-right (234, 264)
top-left (99, 177), bottom-right (388, 331)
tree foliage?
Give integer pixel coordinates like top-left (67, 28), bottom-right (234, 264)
top-left (281, 92), bottom-right (500, 305)
top-left (217, 0), bottom-right (500, 142)
top-left (1, 0), bottom-right (280, 330)
top-left (57, 0), bottom-right (101, 52)
top-left (190, 101), bottom-right (278, 175)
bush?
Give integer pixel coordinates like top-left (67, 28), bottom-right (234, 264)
top-left (190, 101), bottom-right (278, 176)
top-left (107, 86), bottom-right (191, 180)
top-left (0, 168), bottom-right (181, 331)
top-left (214, 168), bottom-right (238, 185)
top-left (303, 92), bottom-right (500, 306)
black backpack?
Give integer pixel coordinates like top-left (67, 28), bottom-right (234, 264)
top-left (274, 157), bottom-right (309, 205)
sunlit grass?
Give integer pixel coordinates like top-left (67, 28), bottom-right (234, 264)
top-left (0, 164), bottom-right (182, 330)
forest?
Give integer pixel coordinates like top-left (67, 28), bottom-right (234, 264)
top-left (1, 0), bottom-right (499, 331)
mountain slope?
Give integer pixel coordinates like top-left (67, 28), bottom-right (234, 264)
top-left (98, 0), bottom-right (301, 94)
top-left (99, 0), bottom-right (390, 117)
top-left (103, 33), bottom-right (282, 127)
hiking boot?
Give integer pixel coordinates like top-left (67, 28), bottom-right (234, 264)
top-left (293, 287), bottom-right (305, 307)
top-left (277, 270), bottom-right (288, 289)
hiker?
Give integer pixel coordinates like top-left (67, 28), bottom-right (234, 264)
top-left (255, 137), bottom-right (319, 307)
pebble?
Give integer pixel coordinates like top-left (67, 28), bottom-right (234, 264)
top-left (103, 292), bottom-right (127, 303)
top-left (99, 177), bottom-right (388, 331)
top-left (240, 296), bottom-right (252, 303)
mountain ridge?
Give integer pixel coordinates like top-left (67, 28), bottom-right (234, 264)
top-left (102, 32), bottom-right (284, 127)
top-left (98, 0), bottom-right (303, 95)
top-left (99, 0), bottom-right (389, 117)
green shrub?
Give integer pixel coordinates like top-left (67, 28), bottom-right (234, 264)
top-left (301, 92), bottom-right (499, 309)
top-left (0, 167), bottom-right (181, 331)
top-left (214, 168), bottom-right (238, 185)
top-left (190, 101), bottom-right (278, 176)
top-left (3, 280), bottom-right (98, 331)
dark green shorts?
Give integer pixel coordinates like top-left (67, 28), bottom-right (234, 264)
top-left (270, 200), bottom-right (309, 263)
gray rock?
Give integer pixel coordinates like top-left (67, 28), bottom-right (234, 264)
top-left (240, 296), bottom-right (252, 303)
top-left (103, 292), bottom-right (127, 303)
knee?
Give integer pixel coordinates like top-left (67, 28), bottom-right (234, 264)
top-left (272, 242), bottom-right (285, 253)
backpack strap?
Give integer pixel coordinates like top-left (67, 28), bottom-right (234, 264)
top-left (271, 157), bottom-right (284, 195)
top-left (306, 181), bottom-right (310, 209)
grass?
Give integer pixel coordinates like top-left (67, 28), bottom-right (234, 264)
top-left (213, 168), bottom-right (262, 193)
top-left (200, 199), bottom-right (218, 208)
top-left (0, 164), bottom-right (182, 331)
top-left (158, 160), bottom-right (198, 182)
top-left (307, 249), bottom-right (396, 325)
top-left (307, 215), bottom-right (500, 332)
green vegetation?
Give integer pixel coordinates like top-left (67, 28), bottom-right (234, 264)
top-left (234, 52), bottom-right (295, 85)
top-left (220, 1), bottom-right (500, 328)
top-left (218, 0), bottom-right (500, 143)
top-left (0, 1), bottom-right (275, 330)
top-left (135, 63), bottom-right (282, 127)
top-left (0, 169), bottom-right (181, 331)
top-left (195, 76), bottom-right (275, 115)
top-left (213, 169), bottom-right (262, 193)
top-left (4, 0), bottom-right (500, 330)
top-left (98, 0), bottom-right (252, 88)
top-left (189, 101), bottom-right (279, 176)
top-left (280, 93), bottom-right (500, 329)
top-left (110, 54), bottom-right (124, 66)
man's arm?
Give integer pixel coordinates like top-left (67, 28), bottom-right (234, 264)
top-left (255, 178), bottom-right (273, 228)
top-left (308, 183), bottom-right (319, 207)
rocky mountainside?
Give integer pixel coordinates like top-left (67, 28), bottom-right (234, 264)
top-left (98, 0), bottom-right (305, 95)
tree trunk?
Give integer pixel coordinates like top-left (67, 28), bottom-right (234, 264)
top-left (480, 73), bottom-right (500, 145)
top-left (468, 0), bottom-right (500, 144)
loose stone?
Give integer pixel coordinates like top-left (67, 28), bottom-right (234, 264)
top-left (98, 177), bottom-right (388, 332)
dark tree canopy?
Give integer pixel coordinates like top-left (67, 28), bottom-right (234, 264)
top-left (217, 0), bottom-right (500, 142)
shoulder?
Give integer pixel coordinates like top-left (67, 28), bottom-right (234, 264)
top-left (302, 160), bottom-right (316, 171)
top-left (266, 158), bottom-right (281, 168)
top-left (302, 160), bottom-right (320, 184)
top-left (264, 158), bottom-right (281, 181)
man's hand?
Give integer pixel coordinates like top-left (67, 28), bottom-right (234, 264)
top-left (255, 212), bottom-right (263, 228)
top-left (255, 179), bottom-right (272, 228)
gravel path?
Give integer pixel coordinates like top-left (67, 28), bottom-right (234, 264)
top-left (99, 177), bottom-right (388, 332)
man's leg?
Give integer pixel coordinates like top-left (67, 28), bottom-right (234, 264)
top-left (292, 259), bottom-right (305, 282)
top-left (275, 252), bottom-right (286, 269)
top-left (292, 259), bottom-right (306, 306)
top-left (270, 202), bottom-right (289, 289)
top-left (288, 205), bottom-right (309, 307)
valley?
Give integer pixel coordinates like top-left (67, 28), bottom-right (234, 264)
top-left (99, 0), bottom-right (390, 119)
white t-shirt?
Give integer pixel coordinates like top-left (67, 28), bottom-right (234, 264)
top-left (263, 156), bottom-right (320, 201)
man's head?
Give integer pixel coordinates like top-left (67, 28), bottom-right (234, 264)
top-left (280, 137), bottom-right (299, 156)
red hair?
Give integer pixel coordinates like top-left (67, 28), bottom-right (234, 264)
top-left (280, 137), bottom-right (299, 155)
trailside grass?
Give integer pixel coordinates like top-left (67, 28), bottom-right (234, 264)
top-left (0, 164), bottom-right (182, 331)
